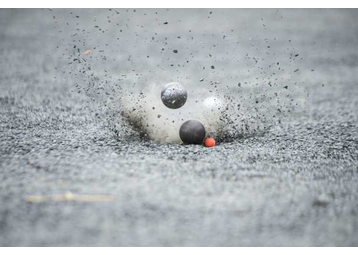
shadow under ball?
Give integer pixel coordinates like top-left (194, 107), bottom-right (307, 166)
top-left (179, 120), bottom-right (206, 144)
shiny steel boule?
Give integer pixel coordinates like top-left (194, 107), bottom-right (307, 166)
top-left (161, 82), bottom-right (187, 109)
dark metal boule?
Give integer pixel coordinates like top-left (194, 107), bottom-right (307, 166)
top-left (179, 120), bottom-right (206, 144)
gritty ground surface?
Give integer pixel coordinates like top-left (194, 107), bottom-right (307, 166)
top-left (0, 9), bottom-right (358, 246)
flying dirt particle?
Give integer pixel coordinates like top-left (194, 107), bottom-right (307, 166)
top-left (164, 22), bottom-right (168, 24)
top-left (297, 98), bottom-right (306, 104)
top-left (173, 50), bottom-right (178, 53)
top-left (294, 54), bottom-right (299, 57)
top-left (283, 86), bottom-right (288, 89)
top-left (200, 78), bottom-right (204, 82)
top-left (81, 50), bottom-right (92, 55)
top-left (211, 65), bottom-right (215, 69)
top-left (238, 82), bottom-right (241, 87)
top-left (294, 69), bottom-right (299, 72)
top-left (312, 194), bottom-right (330, 207)
top-left (158, 114), bottom-right (161, 118)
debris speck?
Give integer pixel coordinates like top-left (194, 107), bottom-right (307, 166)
top-left (312, 194), bottom-right (330, 207)
top-left (81, 50), bottom-right (92, 55)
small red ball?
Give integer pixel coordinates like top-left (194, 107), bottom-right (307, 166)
top-left (205, 138), bottom-right (216, 148)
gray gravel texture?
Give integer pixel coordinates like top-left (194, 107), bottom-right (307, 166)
top-left (0, 9), bottom-right (358, 246)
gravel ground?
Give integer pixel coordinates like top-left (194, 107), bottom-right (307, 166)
top-left (0, 9), bottom-right (358, 246)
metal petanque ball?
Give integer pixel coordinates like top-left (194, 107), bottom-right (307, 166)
top-left (161, 82), bottom-right (187, 109)
top-left (179, 120), bottom-right (206, 144)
